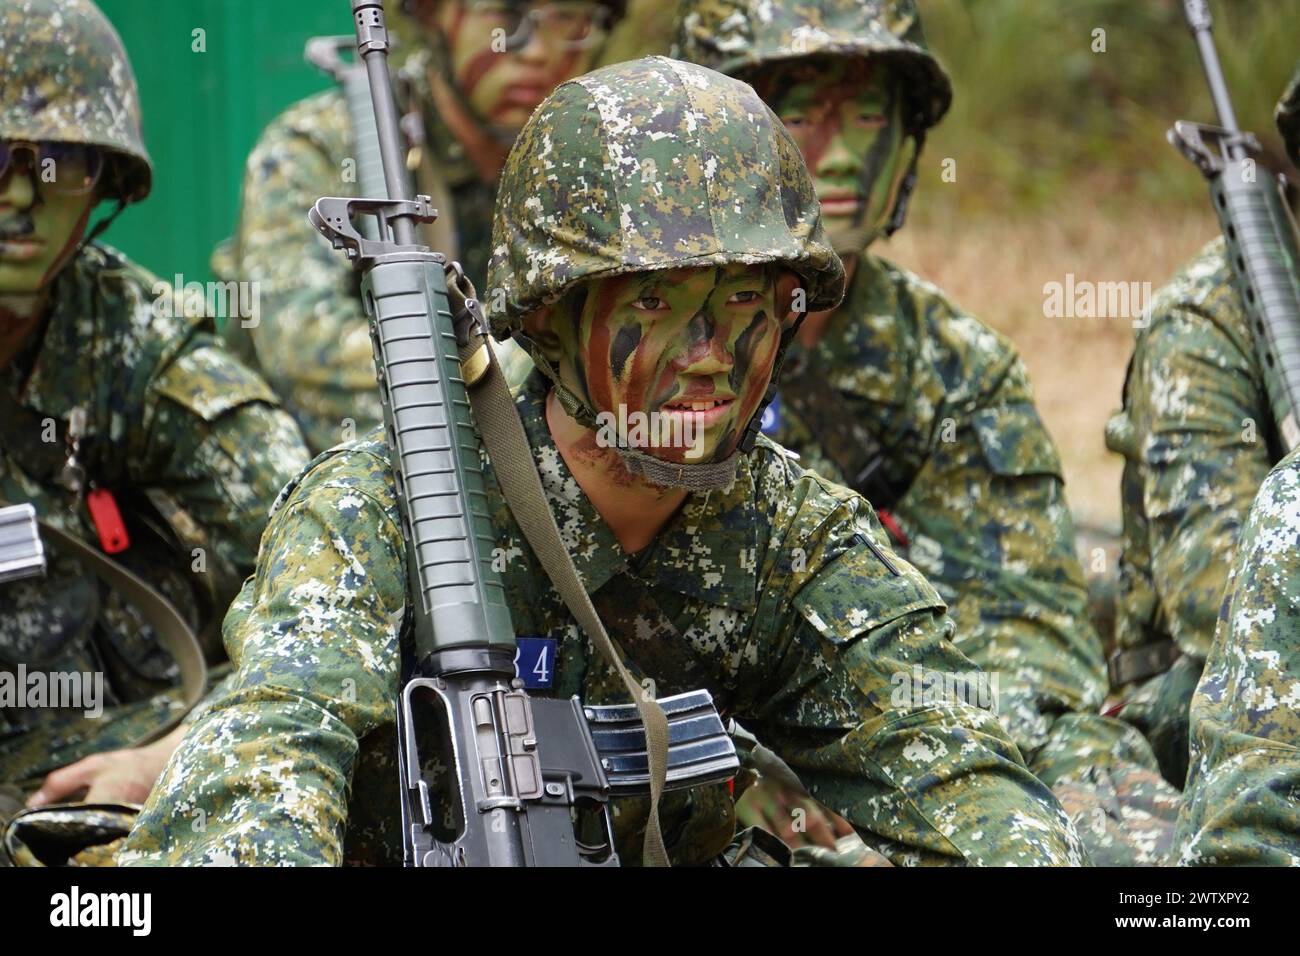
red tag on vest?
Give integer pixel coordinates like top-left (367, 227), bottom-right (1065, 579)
top-left (876, 509), bottom-right (909, 551)
top-left (86, 488), bottom-right (130, 554)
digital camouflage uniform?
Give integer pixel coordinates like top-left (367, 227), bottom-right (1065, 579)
top-left (0, 0), bottom-right (308, 820)
top-left (1106, 66), bottom-right (1300, 794)
top-left (1104, 239), bottom-right (1278, 791)
top-left (674, 0), bottom-right (1176, 865)
top-left (0, 245), bottom-right (308, 787)
top-left (120, 56), bottom-right (1086, 867)
top-left (1169, 65), bottom-right (1300, 865)
top-left (1174, 446), bottom-right (1300, 865)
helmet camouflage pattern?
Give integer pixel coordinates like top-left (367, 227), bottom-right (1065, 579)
top-left (672, 0), bottom-right (952, 134)
top-left (486, 54), bottom-right (845, 339)
top-left (1277, 63), bottom-right (1300, 167)
top-left (0, 0), bottom-right (152, 204)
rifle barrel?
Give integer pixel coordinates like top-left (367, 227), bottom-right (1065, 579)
top-left (1184, 0), bottom-right (1242, 139)
top-left (353, 0), bottom-right (415, 243)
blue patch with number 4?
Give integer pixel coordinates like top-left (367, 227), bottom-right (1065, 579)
top-left (515, 636), bottom-right (558, 689)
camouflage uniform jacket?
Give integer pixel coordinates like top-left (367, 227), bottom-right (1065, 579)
top-left (1176, 446), bottom-right (1300, 865)
top-left (222, 59), bottom-right (494, 455)
top-left (1107, 237), bottom-right (1278, 662)
top-left (1105, 237), bottom-right (1279, 782)
top-left (0, 243), bottom-right (308, 787)
top-left (763, 252), bottom-right (1110, 773)
top-left (119, 371), bottom-right (1087, 867)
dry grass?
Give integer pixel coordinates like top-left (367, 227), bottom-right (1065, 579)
top-left (879, 193), bottom-right (1219, 528)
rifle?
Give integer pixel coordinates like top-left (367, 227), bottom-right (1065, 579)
top-left (0, 504), bottom-right (45, 584)
top-left (307, 0), bottom-right (737, 867)
top-left (1170, 0), bottom-right (1300, 452)
top-left (305, 35), bottom-right (393, 242)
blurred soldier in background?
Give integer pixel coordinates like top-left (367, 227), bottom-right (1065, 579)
top-left (673, 0), bottom-right (1179, 865)
top-left (1106, 66), bottom-right (1300, 791)
top-left (219, 0), bottom-right (625, 453)
top-left (0, 0), bottom-right (307, 864)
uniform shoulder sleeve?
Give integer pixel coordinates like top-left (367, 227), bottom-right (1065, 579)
top-left (1178, 451), bottom-right (1300, 864)
top-left (118, 433), bottom-right (406, 867)
top-left (739, 446), bottom-right (1085, 865)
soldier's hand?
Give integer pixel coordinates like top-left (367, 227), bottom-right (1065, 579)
top-left (736, 777), bottom-right (854, 850)
top-left (26, 725), bottom-right (186, 808)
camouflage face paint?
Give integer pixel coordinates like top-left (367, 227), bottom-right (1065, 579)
top-left (0, 158), bottom-right (95, 297)
top-left (438, 1), bottom-right (604, 133)
top-left (550, 263), bottom-right (786, 464)
top-left (758, 58), bottom-right (913, 254)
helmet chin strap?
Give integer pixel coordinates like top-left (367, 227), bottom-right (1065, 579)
top-left (829, 128), bottom-right (925, 258)
top-left (77, 199), bottom-right (127, 252)
top-left (617, 446), bottom-right (741, 492)
top-left (735, 303), bottom-right (809, 455)
top-left (515, 302), bottom-right (809, 493)
top-left (882, 130), bottom-right (924, 240)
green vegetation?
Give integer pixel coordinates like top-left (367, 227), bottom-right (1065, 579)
top-left (918, 0), bottom-right (1299, 214)
top-left (604, 0), bottom-right (1299, 216)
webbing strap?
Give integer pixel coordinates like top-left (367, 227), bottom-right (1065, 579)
top-left (446, 271), bottom-right (672, 868)
top-left (0, 496), bottom-right (207, 748)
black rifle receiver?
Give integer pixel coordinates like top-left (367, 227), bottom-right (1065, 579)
top-left (307, 0), bottom-right (737, 866)
top-left (1171, 0), bottom-right (1300, 451)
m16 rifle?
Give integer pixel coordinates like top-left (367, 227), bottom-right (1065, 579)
top-left (0, 504), bottom-right (45, 584)
top-left (1171, 0), bottom-right (1300, 451)
top-left (305, 34), bottom-right (393, 242)
top-left (307, 0), bottom-right (737, 867)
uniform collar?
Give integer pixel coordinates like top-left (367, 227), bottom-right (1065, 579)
top-left (513, 372), bottom-right (760, 613)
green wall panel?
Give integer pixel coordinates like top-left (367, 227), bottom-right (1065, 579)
top-left (97, 0), bottom-right (353, 282)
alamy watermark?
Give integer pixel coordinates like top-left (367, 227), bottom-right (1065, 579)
top-left (1042, 273), bottom-right (1154, 327)
top-left (595, 404), bottom-right (705, 459)
top-left (0, 665), bottom-right (103, 718)
top-left (889, 665), bottom-right (999, 712)
top-left (49, 886), bottom-right (151, 936)
top-left (151, 275), bottom-right (261, 328)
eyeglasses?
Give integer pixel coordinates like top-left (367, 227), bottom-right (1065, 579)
top-left (0, 141), bottom-right (104, 196)
top-left (464, 1), bottom-right (612, 52)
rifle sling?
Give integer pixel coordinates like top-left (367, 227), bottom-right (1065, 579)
top-left (447, 273), bottom-right (672, 868)
top-left (0, 495), bottom-right (208, 749)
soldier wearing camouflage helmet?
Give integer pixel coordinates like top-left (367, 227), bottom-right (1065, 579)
top-left (1105, 63), bottom-right (1300, 796)
top-left (120, 57), bottom-right (1085, 867)
top-left (0, 0), bottom-right (309, 857)
top-left (671, 0), bottom-right (1178, 865)
top-left (218, 0), bottom-right (626, 455)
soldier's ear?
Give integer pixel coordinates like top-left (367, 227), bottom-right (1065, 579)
top-left (522, 305), bottom-right (564, 361)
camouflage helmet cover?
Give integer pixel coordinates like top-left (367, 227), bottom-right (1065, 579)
top-left (0, 0), bottom-right (153, 204)
top-left (672, 0), bottom-right (952, 133)
top-left (486, 55), bottom-right (846, 337)
top-left (1277, 63), bottom-right (1300, 167)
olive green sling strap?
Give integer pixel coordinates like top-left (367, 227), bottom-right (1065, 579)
top-left (0, 494), bottom-right (207, 749)
top-left (446, 271), bottom-right (672, 868)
